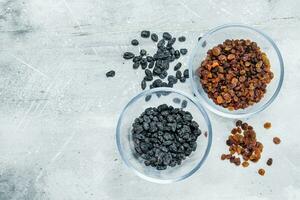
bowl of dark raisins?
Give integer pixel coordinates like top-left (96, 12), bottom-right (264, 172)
top-left (189, 24), bottom-right (284, 118)
top-left (116, 87), bottom-right (212, 183)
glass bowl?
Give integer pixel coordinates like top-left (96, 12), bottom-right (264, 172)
top-left (116, 87), bottom-right (212, 183)
top-left (189, 24), bottom-right (284, 118)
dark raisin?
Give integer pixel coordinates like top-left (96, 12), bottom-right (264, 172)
top-left (140, 58), bottom-right (147, 69)
top-left (266, 158), bottom-right (273, 166)
top-left (123, 52), bottom-right (135, 59)
top-left (148, 61), bottom-right (155, 69)
top-left (146, 56), bottom-right (153, 62)
top-left (176, 70), bottom-right (182, 79)
top-left (180, 77), bottom-right (186, 83)
top-left (180, 48), bottom-right (188, 55)
top-left (131, 39), bottom-right (139, 46)
top-left (144, 75), bottom-right (153, 81)
top-left (141, 30), bottom-right (150, 38)
top-left (181, 100), bottom-right (188, 108)
top-left (236, 120), bottom-right (243, 127)
top-left (168, 75), bottom-right (177, 84)
top-left (183, 69), bottom-right (189, 78)
top-left (159, 70), bottom-right (168, 79)
top-left (163, 32), bottom-right (172, 40)
top-left (141, 80), bottom-right (146, 90)
top-left (145, 69), bottom-right (152, 77)
top-left (167, 38), bottom-right (176, 47)
top-left (145, 95), bottom-right (152, 102)
top-left (157, 39), bottom-right (165, 48)
top-left (178, 36), bottom-right (186, 42)
top-left (106, 70), bottom-right (115, 77)
top-left (153, 67), bottom-right (162, 75)
top-left (151, 33), bottom-right (158, 42)
top-left (133, 62), bottom-right (140, 69)
top-left (140, 49), bottom-right (147, 56)
top-left (173, 98), bottom-right (181, 104)
top-left (174, 50), bottom-right (180, 59)
top-left (174, 62), bottom-right (182, 71)
top-left (133, 56), bottom-right (142, 63)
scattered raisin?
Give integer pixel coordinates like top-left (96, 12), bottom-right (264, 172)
top-left (273, 137), bottom-right (281, 144)
top-left (151, 33), bottom-right (158, 42)
top-left (264, 122), bottom-right (272, 129)
top-left (236, 120), bottom-right (242, 127)
top-left (221, 154), bottom-right (227, 160)
top-left (266, 158), bottom-right (273, 166)
top-left (221, 120), bottom-right (263, 169)
top-left (178, 36), bottom-right (186, 42)
top-left (106, 70), bottom-right (115, 78)
top-left (242, 161), bottom-right (249, 168)
top-left (258, 168), bottom-right (265, 176)
top-left (131, 39), bottom-right (139, 46)
top-left (141, 30), bottom-right (150, 38)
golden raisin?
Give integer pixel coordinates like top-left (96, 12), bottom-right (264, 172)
top-left (212, 47), bottom-right (221, 56)
top-left (227, 54), bottom-right (235, 60)
top-left (264, 122), bottom-right (271, 129)
top-left (197, 39), bottom-right (273, 110)
top-left (231, 77), bottom-right (238, 85)
top-left (217, 96), bottom-right (224, 104)
top-left (242, 161), bottom-right (249, 167)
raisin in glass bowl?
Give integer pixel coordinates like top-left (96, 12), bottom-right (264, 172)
top-left (116, 87), bottom-right (212, 183)
top-left (189, 24), bottom-right (284, 118)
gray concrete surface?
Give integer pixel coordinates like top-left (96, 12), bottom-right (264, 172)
top-left (0, 0), bottom-right (300, 199)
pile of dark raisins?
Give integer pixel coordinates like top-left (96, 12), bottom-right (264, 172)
top-left (123, 30), bottom-right (189, 90)
top-left (132, 104), bottom-right (202, 170)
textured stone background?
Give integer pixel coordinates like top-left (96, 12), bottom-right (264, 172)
top-left (0, 0), bottom-right (299, 199)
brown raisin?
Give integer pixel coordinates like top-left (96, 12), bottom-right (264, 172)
top-left (258, 168), bottom-right (265, 176)
top-left (273, 137), bottom-right (281, 144)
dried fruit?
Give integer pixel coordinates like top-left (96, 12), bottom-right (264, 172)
top-left (163, 32), bottom-right (172, 40)
top-left (151, 33), bottom-right (158, 42)
top-left (181, 100), bottom-right (187, 108)
top-left (212, 47), bottom-right (221, 56)
top-left (266, 158), bottom-right (273, 166)
top-left (236, 120), bottom-right (242, 127)
top-left (258, 168), bottom-right (265, 176)
top-left (264, 122), bottom-right (272, 129)
top-left (180, 48), bottom-right (188, 55)
top-left (221, 120), bottom-right (263, 168)
top-left (174, 62), bottom-right (182, 71)
top-left (178, 36), bottom-right (186, 42)
top-left (221, 154), bottom-right (227, 160)
top-left (132, 104), bottom-right (202, 170)
top-left (183, 69), bottom-right (189, 78)
top-left (140, 49), bottom-right (147, 56)
top-left (123, 31), bottom-right (190, 90)
top-left (176, 71), bottom-right (182, 79)
top-left (273, 137), bottom-right (281, 144)
top-left (131, 39), bottom-right (139, 46)
top-left (106, 70), bottom-right (115, 77)
top-left (141, 30), bottom-right (150, 38)
top-left (141, 80), bottom-right (146, 90)
top-left (242, 161), bottom-right (249, 167)
top-left (198, 39), bottom-right (273, 110)
top-left (123, 52), bottom-right (135, 59)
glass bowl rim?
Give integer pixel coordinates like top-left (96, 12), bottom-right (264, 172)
top-left (116, 87), bottom-right (213, 184)
top-left (188, 23), bottom-right (284, 119)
